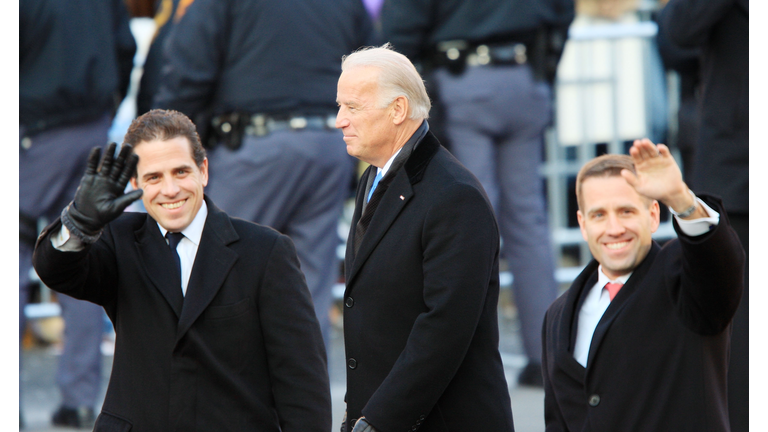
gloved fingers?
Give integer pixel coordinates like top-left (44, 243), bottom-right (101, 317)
top-left (111, 189), bottom-right (144, 214)
top-left (85, 147), bottom-right (102, 176)
top-left (110, 144), bottom-right (133, 182)
top-left (98, 142), bottom-right (118, 177)
top-left (117, 152), bottom-right (139, 187)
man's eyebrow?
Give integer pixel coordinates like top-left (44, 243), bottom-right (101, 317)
top-left (586, 207), bottom-right (604, 215)
top-left (142, 170), bottom-right (160, 180)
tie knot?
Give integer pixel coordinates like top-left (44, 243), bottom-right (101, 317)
top-left (367, 171), bottom-right (384, 203)
top-left (166, 231), bottom-right (185, 250)
top-left (604, 282), bottom-right (624, 301)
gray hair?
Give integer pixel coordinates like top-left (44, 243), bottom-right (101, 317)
top-left (341, 43), bottom-right (431, 120)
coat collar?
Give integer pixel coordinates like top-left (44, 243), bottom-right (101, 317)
top-left (553, 241), bottom-right (661, 382)
top-left (176, 197), bottom-right (239, 342)
top-left (585, 241), bottom-right (660, 372)
top-left (134, 196), bottom-right (239, 341)
top-left (344, 130), bottom-right (441, 288)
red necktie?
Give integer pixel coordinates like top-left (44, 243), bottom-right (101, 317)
top-left (604, 282), bottom-right (624, 301)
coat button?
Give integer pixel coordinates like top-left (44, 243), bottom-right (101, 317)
top-left (588, 394), bottom-right (600, 406)
top-left (347, 358), bottom-right (357, 369)
top-left (345, 297), bottom-right (354, 308)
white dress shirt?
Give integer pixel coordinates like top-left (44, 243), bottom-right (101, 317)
top-left (377, 145), bottom-right (404, 179)
top-left (573, 197), bottom-right (720, 367)
top-left (156, 201), bottom-right (208, 296)
top-left (52, 201), bottom-right (209, 296)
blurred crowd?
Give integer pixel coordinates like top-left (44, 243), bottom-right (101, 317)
top-left (20, 0), bottom-right (747, 430)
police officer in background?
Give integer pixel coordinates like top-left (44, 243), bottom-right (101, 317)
top-left (381, 0), bottom-right (574, 387)
top-left (153, 0), bottom-right (373, 353)
top-left (20, 0), bottom-right (136, 427)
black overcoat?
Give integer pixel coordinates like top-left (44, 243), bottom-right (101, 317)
top-left (343, 131), bottom-right (515, 432)
top-left (33, 198), bottom-right (332, 432)
top-left (542, 196), bottom-right (744, 431)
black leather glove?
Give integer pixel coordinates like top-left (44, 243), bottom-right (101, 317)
top-left (61, 142), bottom-right (143, 243)
top-left (350, 417), bottom-right (377, 432)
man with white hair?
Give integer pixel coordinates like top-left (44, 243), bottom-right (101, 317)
top-left (336, 44), bottom-right (515, 432)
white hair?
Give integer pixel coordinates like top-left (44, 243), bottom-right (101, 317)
top-left (341, 43), bottom-right (431, 120)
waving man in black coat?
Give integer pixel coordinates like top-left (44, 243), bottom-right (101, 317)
top-left (33, 109), bottom-right (331, 431)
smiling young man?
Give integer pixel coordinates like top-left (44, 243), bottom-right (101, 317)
top-left (541, 138), bottom-right (745, 431)
top-left (33, 109), bottom-right (332, 431)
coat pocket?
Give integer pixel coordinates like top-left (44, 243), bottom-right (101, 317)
top-left (94, 410), bottom-right (132, 432)
top-left (202, 296), bottom-right (252, 321)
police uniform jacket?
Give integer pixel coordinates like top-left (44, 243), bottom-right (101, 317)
top-left (20, 0), bottom-right (135, 133)
top-left (658, 0), bottom-right (748, 214)
top-left (153, 0), bottom-right (372, 119)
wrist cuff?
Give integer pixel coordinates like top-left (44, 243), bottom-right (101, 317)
top-left (61, 203), bottom-right (102, 244)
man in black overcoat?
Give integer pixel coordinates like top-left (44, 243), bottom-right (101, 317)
top-left (33, 109), bottom-right (331, 431)
top-left (542, 139), bottom-right (744, 431)
top-left (336, 44), bottom-right (515, 432)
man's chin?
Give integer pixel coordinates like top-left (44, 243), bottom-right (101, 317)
top-left (157, 216), bottom-right (189, 233)
top-left (601, 261), bottom-right (634, 279)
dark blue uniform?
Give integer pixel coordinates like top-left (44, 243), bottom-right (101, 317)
top-left (20, 0), bottom-right (135, 426)
top-left (154, 0), bottom-right (373, 353)
top-left (658, 2), bottom-right (749, 430)
top-left (382, 0), bottom-right (574, 387)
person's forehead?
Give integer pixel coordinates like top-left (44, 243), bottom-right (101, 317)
top-left (339, 67), bottom-right (379, 93)
top-left (581, 176), bottom-right (645, 208)
top-left (134, 137), bottom-right (196, 168)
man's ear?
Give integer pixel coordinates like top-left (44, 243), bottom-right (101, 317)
top-left (577, 210), bottom-right (589, 242)
top-left (390, 95), bottom-right (409, 125)
top-left (199, 158), bottom-right (209, 187)
top-left (130, 177), bottom-right (139, 190)
top-left (649, 200), bottom-right (660, 233)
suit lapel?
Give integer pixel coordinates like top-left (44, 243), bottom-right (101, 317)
top-left (346, 172), bottom-right (413, 289)
top-left (553, 260), bottom-right (599, 383)
top-left (345, 131), bottom-right (441, 291)
top-left (345, 166), bottom-right (371, 283)
top-left (585, 242), bottom-right (661, 370)
top-left (175, 199), bottom-right (240, 343)
top-left (135, 216), bottom-right (184, 318)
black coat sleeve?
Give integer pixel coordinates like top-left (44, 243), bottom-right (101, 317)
top-left (32, 218), bottom-right (120, 312)
top-left (664, 195), bottom-right (745, 334)
top-left (258, 234), bottom-right (333, 432)
top-left (658, 0), bottom-right (737, 48)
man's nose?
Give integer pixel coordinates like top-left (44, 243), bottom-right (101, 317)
top-left (605, 213), bottom-right (626, 235)
top-left (161, 177), bottom-right (180, 197)
top-left (335, 111), bottom-right (349, 129)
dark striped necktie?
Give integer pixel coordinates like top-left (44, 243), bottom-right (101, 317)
top-left (166, 231), bottom-right (185, 284)
top-left (354, 171), bottom-right (395, 257)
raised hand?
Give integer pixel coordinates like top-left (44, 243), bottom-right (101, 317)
top-left (62, 143), bottom-right (143, 243)
top-left (620, 138), bottom-right (700, 217)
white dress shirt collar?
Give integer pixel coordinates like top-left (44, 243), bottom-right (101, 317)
top-left (157, 200), bottom-right (208, 246)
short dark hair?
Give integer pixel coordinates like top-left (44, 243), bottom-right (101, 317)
top-left (576, 153), bottom-right (641, 210)
top-left (123, 109), bottom-right (206, 167)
